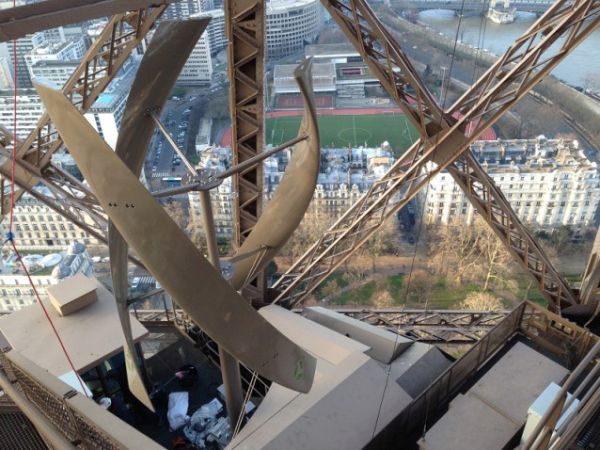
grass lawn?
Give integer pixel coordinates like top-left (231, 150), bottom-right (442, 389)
top-left (326, 273), bottom-right (537, 309)
top-left (266, 113), bottom-right (418, 155)
top-left (332, 281), bottom-right (378, 305)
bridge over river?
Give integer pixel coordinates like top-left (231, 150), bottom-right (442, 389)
top-left (394, 0), bottom-right (553, 14)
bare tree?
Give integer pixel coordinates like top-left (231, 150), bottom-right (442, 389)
top-left (457, 292), bottom-right (504, 311)
top-left (406, 269), bottom-right (432, 305)
top-left (281, 206), bottom-right (333, 263)
top-left (428, 216), bottom-right (514, 290)
top-left (372, 289), bottom-right (393, 308)
top-left (189, 228), bottom-right (208, 254)
top-left (364, 217), bottom-right (400, 272)
top-left (475, 219), bottom-right (513, 290)
top-left (163, 201), bottom-right (188, 230)
top-left (427, 219), bottom-right (482, 286)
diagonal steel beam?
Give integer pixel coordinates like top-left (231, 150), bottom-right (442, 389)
top-left (0, 5), bottom-right (168, 255)
top-left (0, 0), bottom-right (174, 41)
top-left (273, 0), bottom-right (598, 310)
top-left (579, 228), bottom-right (600, 319)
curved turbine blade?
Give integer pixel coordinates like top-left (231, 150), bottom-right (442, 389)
top-left (109, 18), bottom-right (210, 411)
top-left (229, 58), bottom-right (320, 290)
top-left (35, 81), bottom-right (316, 393)
top-left (116, 18), bottom-right (210, 173)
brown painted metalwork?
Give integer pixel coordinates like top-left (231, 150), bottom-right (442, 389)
top-left (0, 4), bottom-right (168, 251)
top-left (35, 80), bottom-right (317, 393)
top-left (273, 0), bottom-right (599, 310)
top-left (131, 301), bottom-right (507, 344)
top-left (383, 300), bottom-right (599, 445)
top-left (229, 58), bottom-right (321, 291)
top-left (0, 349), bottom-right (164, 449)
top-left (580, 229), bottom-right (600, 318)
top-left (0, 0), bottom-right (173, 41)
top-left (224, 0), bottom-right (266, 301)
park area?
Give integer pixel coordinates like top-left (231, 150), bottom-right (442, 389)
top-left (265, 111), bottom-right (419, 154)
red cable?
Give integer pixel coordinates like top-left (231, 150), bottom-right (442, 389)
top-left (10, 241), bottom-right (88, 396)
top-left (8, 5), bottom-right (16, 232)
top-left (6, 7), bottom-right (89, 397)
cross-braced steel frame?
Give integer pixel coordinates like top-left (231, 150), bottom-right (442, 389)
top-left (272, 0), bottom-right (600, 312)
top-left (225, 0), bottom-right (267, 301)
top-left (0, 0), bottom-right (597, 317)
top-left (0, 5), bottom-right (168, 258)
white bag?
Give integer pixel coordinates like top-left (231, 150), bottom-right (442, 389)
top-left (167, 391), bottom-right (190, 431)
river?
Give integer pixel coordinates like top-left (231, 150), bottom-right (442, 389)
top-left (418, 10), bottom-right (600, 88)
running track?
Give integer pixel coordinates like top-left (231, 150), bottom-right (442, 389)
top-left (220, 107), bottom-right (497, 147)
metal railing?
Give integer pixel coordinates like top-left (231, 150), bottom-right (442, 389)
top-left (0, 349), bottom-right (164, 450)
top-left (522, 340), bottom-right (600, 449)
top-left (131, 299), bottom-right (508, 345)
top-left (376, 301), bottom-right (599, 443)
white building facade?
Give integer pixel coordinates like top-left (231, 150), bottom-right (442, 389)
top-left (196, 9), bottom-right (227, 54)
top-left (266, 0), bottom-right (324, 57)
top-left (178, 33), bottom-right (213, 85)
top-left (423, 137), bottom-right (600, 229)
top-left (28, 60), bottom-right (79, 87)
top-left (84, 90), bottom-right (128, 148)
top-left (189, 144), bottom-right (395, 238)
top-left (195, 0), bottom-right (323, 58)
top-left (0, 191), bottom-right (100, 251)
top-left (0, 91), bottom-right (44, 138)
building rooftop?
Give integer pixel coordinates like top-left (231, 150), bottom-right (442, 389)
top-left (266, 0), bottom-right (320, 13)
top-left (274, 62), bottom-right (336, 79)
top-left (305, 43), bottom-right (360, 58)
top-left (0, 279), bottom-right (148, 377)
top-left (470, 137), bottom-right (598, 173)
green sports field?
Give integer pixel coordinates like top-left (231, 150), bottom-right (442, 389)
top-left (265, 113), bottom-right (418, 155)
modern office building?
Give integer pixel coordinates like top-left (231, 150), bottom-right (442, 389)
top-left (0, 90), bottom-right (44, 138)
top-left (195, 0), bottom-right (324, 58)
top-left (84, 90), bottom-right (128, 149)
top-left (25, 35), bottom-right (87, 68)
top-left (28, 59), bottom-right (79, 87)
top-left (162, 0), bottom-right (213, 20)
top-left (178, 33), bottom-right (213, 85)
top-left (266, 0), bottom-right (324, 57)
top-left (195, 9), bottom-right (227, 54)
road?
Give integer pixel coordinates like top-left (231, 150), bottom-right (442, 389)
top-left (143, 84), bottom-right (228, 197)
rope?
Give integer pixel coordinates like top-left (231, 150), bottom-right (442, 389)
top-left (232, 371), bottom-right (258, 439)
top-left (5, 17), bottom-right (88, 397)
top-left (8, 241), bottom-right (88, 396)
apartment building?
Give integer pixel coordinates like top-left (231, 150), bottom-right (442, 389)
top-left (188, 143), bottom-right (395, 238)
top-left (0, 190), bottom-right (100, 251)
top-left (422, 137), bottom-right (600, 229)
